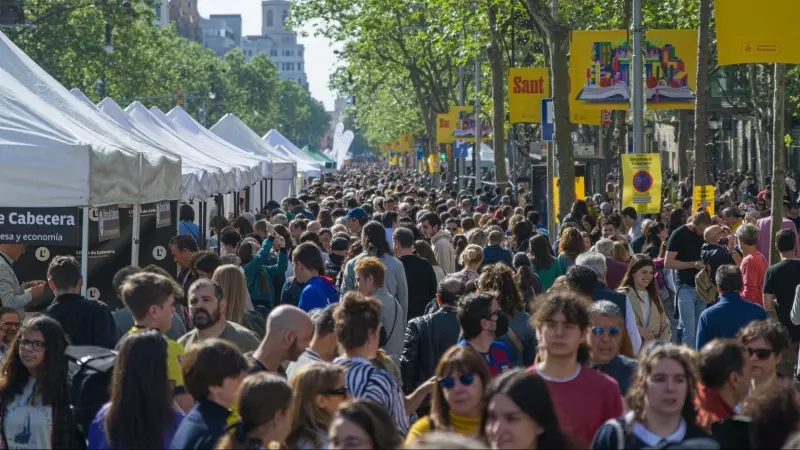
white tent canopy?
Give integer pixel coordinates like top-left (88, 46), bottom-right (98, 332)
top-left (167, 107), bottom-right (268, 185)
top-left (263, 129), bottom-right (322, 176)
top-left (0, 31), bottom-right (180, 207)
top-left (68, 89), bottom-right (209, 202)
top-left (126, 102), bottom-right (237, 196)
top-left (210, 114), bottom-right (298, 201)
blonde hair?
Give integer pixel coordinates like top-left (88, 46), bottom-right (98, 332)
top-left (286, 363), bottom-right (344, 449)
top-left (460, 244), bottom-right (484, 268)
top-left (466, 228), bottom-right (487, 247)
top-left (212, 264), bottom-right (248, 324)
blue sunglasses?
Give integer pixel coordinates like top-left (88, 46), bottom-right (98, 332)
top-left (591, 326), bottom-right (621, 337)
top-left (438, 373), bottom-right (475, 390)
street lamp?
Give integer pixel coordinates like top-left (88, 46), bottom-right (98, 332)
top-left (103, 22), bottom-right (114, 54)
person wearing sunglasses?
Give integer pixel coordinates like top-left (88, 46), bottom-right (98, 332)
top-left (737, 319), bottom-right (792, 388)
top-left (588, 301), bottom-right (637, 395)
top-left (457, 292), bottom-right (511, 378)
top-left (286, 362), bottom-right (348, 449)
top-left (405, 346), bottom-right (490, 443)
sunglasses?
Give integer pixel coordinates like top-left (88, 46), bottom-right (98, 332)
top-left (591, 326), bottom-right (621, 337)
top-left (324, 387), bottom-right (349, 397)
top-left (438, 373), bottom-right (475, 390)
top-left (487, 310), bottom-right (501, 321)
top-left (747, 348), bottom-right (774, 360)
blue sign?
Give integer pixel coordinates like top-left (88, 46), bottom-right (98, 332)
top-left (416, 147), bottom-right (424, 160)
top-left (541, 98), bottom-right (554, 141)
top-left (453, 141), bottom-right (469, 158)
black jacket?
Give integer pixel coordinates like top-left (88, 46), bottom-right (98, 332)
top-left (170, 400), bottom-right (231, 450)
top-left (400, 307), bottom-right (460, 395)
top-left (399, 254), bottom-right (438, 321)
top-left (45, 293), bottom-right (118, 349)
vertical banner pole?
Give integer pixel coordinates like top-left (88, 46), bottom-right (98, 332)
top-left (80, 207), bottom-right (89, 297)
top-left (132, 203), bottom-right (141, 267)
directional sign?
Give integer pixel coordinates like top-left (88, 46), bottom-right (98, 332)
top-left (453, 141), bottom-right (469, 158)
top-left (541, 98), bottom-right (554, 141)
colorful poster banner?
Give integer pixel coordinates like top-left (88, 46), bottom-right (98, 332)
top-left (553, 177), bottom-right (586, 223)
top-left (508, 68), bottom-right (550, 123)
top-left (569, 75), bottom-right (602, 125)
top-left (621, 153), bottom-right (662, 214)
top-left (715, 0), bottom-right (800, 65)
top-left (644, 30), bottom-right (698, 111)
top-left (570, 30), bottom-right (631, 112)
top-left (436, 113), bottom-right (452, 144)
top-left (693, 185), bottom-right (715, 216)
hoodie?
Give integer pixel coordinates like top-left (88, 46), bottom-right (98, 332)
top-left (431, 229), bottom-right (456, 274)
top-left (298, 276), bottom-right (340, 312)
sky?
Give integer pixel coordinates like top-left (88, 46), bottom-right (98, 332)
top-left (198, 0), bottom-right (339, 111)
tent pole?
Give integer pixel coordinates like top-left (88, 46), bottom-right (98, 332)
top-left (199, 201), bottom-right (206, 248)
top-left (80, 207), bottom-right (89, 297)
top-left (260, 180), bottom-right (265, 211)
top-left (270, 178), bottom-right (274, 203)
top-left (216, 195), bottom-right (223, 255)
top-left (132, 203), bottom-right (141, 267)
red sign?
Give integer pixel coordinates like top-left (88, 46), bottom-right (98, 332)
top-left (602, 110), bottom-right (612, 126)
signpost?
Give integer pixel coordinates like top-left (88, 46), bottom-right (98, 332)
top-left (541, 98), bottom-right (554, 141)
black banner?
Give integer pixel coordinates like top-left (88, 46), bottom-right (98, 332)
top-left (0, 207), bottom-right (80, 246)
top-left (97, 206), bottom-right (121, 242)
top-left (11, 201), bottom-right (178, 311)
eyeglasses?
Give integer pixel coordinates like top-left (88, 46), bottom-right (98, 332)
top-left (487, 310), bottom-right (501, 321)
top-left (747, 347), bottom-right (774, 360)
top-left (18, 339), bottom-right (45, 352)
top-left (324, 387), bottom-right (349, 397)
top-left (438, 373), bottom-right (475, 390)
top-left (591, 326), bottom-right (621, 337)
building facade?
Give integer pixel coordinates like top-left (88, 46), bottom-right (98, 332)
top-left (240, 0), bottom-right (307, 88)
top-left (169, 0), bottom-right (201, 42)
top-left (152, 0), bottom-right (170, 28)
top-left (201, 14), bottom-right (241, 57)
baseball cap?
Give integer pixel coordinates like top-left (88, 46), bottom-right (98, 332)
top-left (330, 237), bottom-right (350, 252)
top-left (344, 207), bottom-right (367, 220)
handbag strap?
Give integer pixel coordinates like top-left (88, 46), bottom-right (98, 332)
top-left (506, 327), bottom-right (523, 354)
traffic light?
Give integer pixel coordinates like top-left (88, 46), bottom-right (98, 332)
top-left (176, 89), bottom-right (184, 106)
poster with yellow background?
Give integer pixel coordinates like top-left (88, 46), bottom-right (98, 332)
top-left (644, 30), bottom-right (698, 111)
top-left (570, 30), bottom-right (630, 113)
top-left (715, 0), bottom-right (800, 65)
top-left (508, 67), bottom-right (550, 123)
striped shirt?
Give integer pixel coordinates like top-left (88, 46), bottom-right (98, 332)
top-left (333, 356), bottom-right (410, 436)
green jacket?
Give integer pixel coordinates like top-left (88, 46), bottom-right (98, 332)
top-left (243, 237), bottom-right (288, 308)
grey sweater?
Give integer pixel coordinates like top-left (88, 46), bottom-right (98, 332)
top-left (0, 251), bottom-right (31, 317)
top-left (374, 288), bottom-right (405, 363)
top-left (341, 251), bottom-right (409, 326)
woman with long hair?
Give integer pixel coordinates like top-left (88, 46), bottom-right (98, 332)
top-left (328, 400), bottom-right (401, 450)
top-left (479, 265), bottom-right (536, 367)
top-left (406, 346), bottom-right (490, 442)
top-left (611, 242), bottom-right (631, 265)
top-left (216, 373), bottom-right (293, 449)
top-left (529, 234), bottom-right (562, 292)
top-left (581, 214), bottom-right (597, 234)
top-left (591, 344), bottom-right (711, 449)
top-left (481, 369), bottom-right (569, 449)
top-left (414, 240), bottom-right (446, 283)
top-left (510, 220), bottom-right (533, 254)
top-left (238, 233), bottom-right (288, 310)
top-left (0, 316), bottom-right (80, 449)
top-left (557, 228), bottom-right (584, 274)
top-left (667, 209), bottom-right (685, 236)
top-left (286, 363), bottom-right (348, 449)
top-left (88, 329), bottom-right (184, 449)
top-left (642, 222), bottom-right (669, 260)
top-left (453, 244), bottom-right (483, 286)
top-left (213, 265), bottom-right (266, 338)
top-left (232, 215), bottom-right (255, 238)
top-left (562, 200), bottom-right (589, 225)
top-left (453, 234), bottom-right (468, 272)
top-left (617, 256), bottom-right (671, 344)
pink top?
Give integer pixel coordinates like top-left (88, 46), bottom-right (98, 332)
top-left (756, 217), bottom-right (800, 259)
top-left (740, 251), bottom-right (768, 306)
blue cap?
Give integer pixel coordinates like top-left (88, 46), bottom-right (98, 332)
top-left (345, 207), bottom-right (367, 220)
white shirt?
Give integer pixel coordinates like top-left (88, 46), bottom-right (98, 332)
top-left (625, 299), bottom-right (643, 355)
top-left (629, 411), bottom-right (687, 447)
top-left (3, 378), bottom-right (52, 450)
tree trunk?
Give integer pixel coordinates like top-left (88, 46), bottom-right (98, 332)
top-left (615, 0), bottom-right (632, 165)
top-left (769, 63), bottom-right (786, 265)
top-left (550, 26), bottom-right (575, 218)
top-left (678, 110), bottom-right (690, 180)
top-left (693, 0), bottom-right (711, 187)
top-left (487, 5), bottom-right (508, 187)
top-left (749, 64), bottom-right (767, 183)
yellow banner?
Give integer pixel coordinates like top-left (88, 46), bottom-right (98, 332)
top-left (436, 114), bottom-right (453, 144)
top-left (693, 185), bottom-right (715, 216)
top-left (621, 153), bottom-right (662, 214)
top-left (715, 0), bottom-right (800, 65)
top-left (645, 30), bottom-right (698, 111)
top-left (508, 68), bottom-right (550, 124)
top-left (570, 30), bottom-right (630, 112)
top-left (553, 176), bottom-right (586, 223)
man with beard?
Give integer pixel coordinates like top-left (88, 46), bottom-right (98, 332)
top-left (248, 304), bottom-right (313, 377)
top-left (178, 279), bottom-right (260, 353)
top-left (456, 292), bottom-right (511, 377)
top-left (0, 307), bottom-right (20, 363)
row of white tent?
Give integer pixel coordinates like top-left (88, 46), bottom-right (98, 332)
top-left (0, 30), bottom-right (326, 293)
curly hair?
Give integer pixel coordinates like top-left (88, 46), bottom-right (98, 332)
top-left (557, 227), bottom-right (584, 259)
top-left (625, 344), bottom-right (699, 425)
top-left (334, 291), bottom-right (382, 350)
top-left (742, 379), bottom-right (800, 449)
top-left (479, 263), bottom-right (525, 315)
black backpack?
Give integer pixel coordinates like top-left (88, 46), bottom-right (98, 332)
top-left (66, 346), bottom-right (116, 436)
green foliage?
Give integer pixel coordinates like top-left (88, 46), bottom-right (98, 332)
top-left (7, 0), bottom-right (330, 148)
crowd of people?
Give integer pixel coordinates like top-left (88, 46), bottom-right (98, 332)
top-left (2, 163), bottom-right (800, 448)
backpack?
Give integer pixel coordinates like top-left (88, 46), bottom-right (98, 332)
top-left (695, 265), bottom-right (717, 304)
top-left (66, 346), bottom-right (116, 436)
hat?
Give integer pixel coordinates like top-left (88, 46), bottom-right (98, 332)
top-left (344, 207), bottom-right (367, 220)
top-left (513, 252), bottom-right (531, 269)
top-left (330, 237), bottom-right (350, 252)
